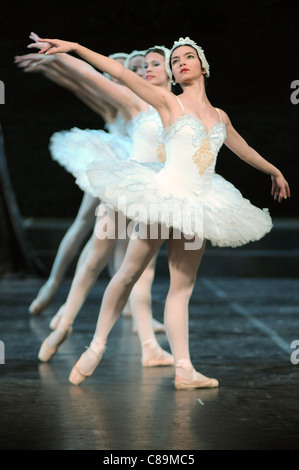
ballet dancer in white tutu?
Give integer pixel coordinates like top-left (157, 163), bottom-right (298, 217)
top-left (15, 33), bottom-right (132, 315)
top-left (23, 41), bottom-right (176, 366)
top-left (16, 38), bottom-right (161, 327)
top-left (34, 35), bottom-right (290, 389)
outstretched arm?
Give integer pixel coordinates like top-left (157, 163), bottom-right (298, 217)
top-left (27, 34), bottom-right (150, 114)
top-left (222, 110), bottom-right (290, 203)
top-left (34, 37), bottom-right (170, 113)
top-left (14, 53), bottom-right (117, 120)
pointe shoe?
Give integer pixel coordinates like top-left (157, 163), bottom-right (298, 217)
top-left (29, 279), bottom-right (59, 315)
top-left (69, 346), bottom-right (105, 386)
top-left (49, 305), bottom-right (65, 330)
top-left (141, 343), bottom-right (174, 368)
top-left (142, 354), bottom-right (174, 367)
top-left (29, 298), bottom-right (45, 316)
top-left (174, 374), bottom-right (219, 391)
top-left (38, 326), bottom-right (72, 362)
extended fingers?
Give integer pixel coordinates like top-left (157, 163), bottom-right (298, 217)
top-left (38, 38), bottom-right (56, 44)
top-left (277, 182), bottom-right (290, 202)
top-left (271, 175), bottom-right (290, 202)
top-left (280, 180), bottom-right (291, 201)
top-left (38, 44), bottom-right (54, 54)
top-left (23, 63), bottom-right (40, 72)
top-left (29, 32), bottom-right (40, 41)
top-left (37, 40), bottom-right (59, 55)
top-left (15, 54), bottom-right (42, 64)
top-left (27, 40), bottom-right (50, 50)
top-left (274, 187), bottom-right (280, 201)
top-left (27, 43), bottom-right (38, 49)
top-left (16, 61), bottom-right (30, 68)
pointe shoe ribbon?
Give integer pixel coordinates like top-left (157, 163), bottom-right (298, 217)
top-left (38, 326), bottom-right (72, 362)
top-left (69, 346), bottom-right (105, 386)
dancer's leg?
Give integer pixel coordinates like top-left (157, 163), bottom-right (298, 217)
top-left (109, 236), bottom-right (165, 333)
top-left (69, 230), bottom-right (171, 384)
top-left (107, 238), bottom-right (129, 277)
top-left (164, 235), bottom-right (218, 389)
top-left (92, 233), bottom-right (163, 344)
top-left (48, 232), bottom-right (113, 331)
top-left (29, 193), bottom-right (98, 315)
top-left (38, 204), bottom-right (119, 361)
top-left (130, 253), bottom-right (170, 365)
top-left (129, 254), bottom-right (156, 336)
top-left (130, 252), bottom-right (165, 335)
top-left (107, 239), bottom-right (132, 317)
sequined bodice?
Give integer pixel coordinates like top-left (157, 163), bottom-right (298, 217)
top-left (156, 113), bottom-right (226, 195)
top-left (128, 107), bottom-right (164, 163)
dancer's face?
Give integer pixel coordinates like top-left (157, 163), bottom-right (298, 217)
top-left (128, 55), bottom-right (145, 77)
top-left (170, 45), bottom-right (205, 85)
top-left (143, 52), bottom-right (168, 86)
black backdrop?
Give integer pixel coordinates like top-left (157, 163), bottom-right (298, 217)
top-left (1, 0), bottom-right (298, 219)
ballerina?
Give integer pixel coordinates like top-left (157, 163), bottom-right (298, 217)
top-left (29, 43), bottom-right (174, 366)
top-left (15, 34), bottom-right (131, 315)
top-left (16, 39), bottom-right (164, 332)
top-left (35, 36), bottom-right (290, 389)
top-left (17, 38), bottom-right (160, 322)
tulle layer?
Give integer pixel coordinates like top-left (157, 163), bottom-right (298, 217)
top-left (85, 159), bottom-right (272, 248)
top-left (49, 127), bottom-right (132, 179)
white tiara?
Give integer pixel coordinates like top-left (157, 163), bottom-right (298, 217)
top-left (109, 52), bottom-right (129, 61)
top-left (145, 45), bottom-right (172, 79)
top-left (170, 37), bottom-right (210, 77)
top-left (124, 50), bottom-right (146, 69)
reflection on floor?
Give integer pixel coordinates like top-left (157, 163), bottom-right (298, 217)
top-left (0, 275), bottom-right (299, 450)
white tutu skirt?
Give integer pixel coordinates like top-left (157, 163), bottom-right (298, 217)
top-left (49, 127), bottom-right (132, 193)
top-left (85, 159), bottom-right (273, 248)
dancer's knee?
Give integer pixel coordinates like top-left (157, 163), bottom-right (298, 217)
top-left (117, 262), bottom-right (143, 288)
top-left (83, 252), bottom-right (106, 275)
top-left (168, 281), bottom-right (195, 301)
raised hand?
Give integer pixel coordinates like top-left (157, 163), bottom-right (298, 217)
top-left (14, 53), bottom-right (54, 72)
top-left (34, 38), bottom-right (78, 55)
top-left (27, 31), bottom-right (51, 51)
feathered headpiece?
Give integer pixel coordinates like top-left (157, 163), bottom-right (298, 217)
top-left (169, 37), bottom-right (210, 77)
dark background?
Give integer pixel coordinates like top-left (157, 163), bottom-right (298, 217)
top-left (1, 0), bottom-right (298, 219)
